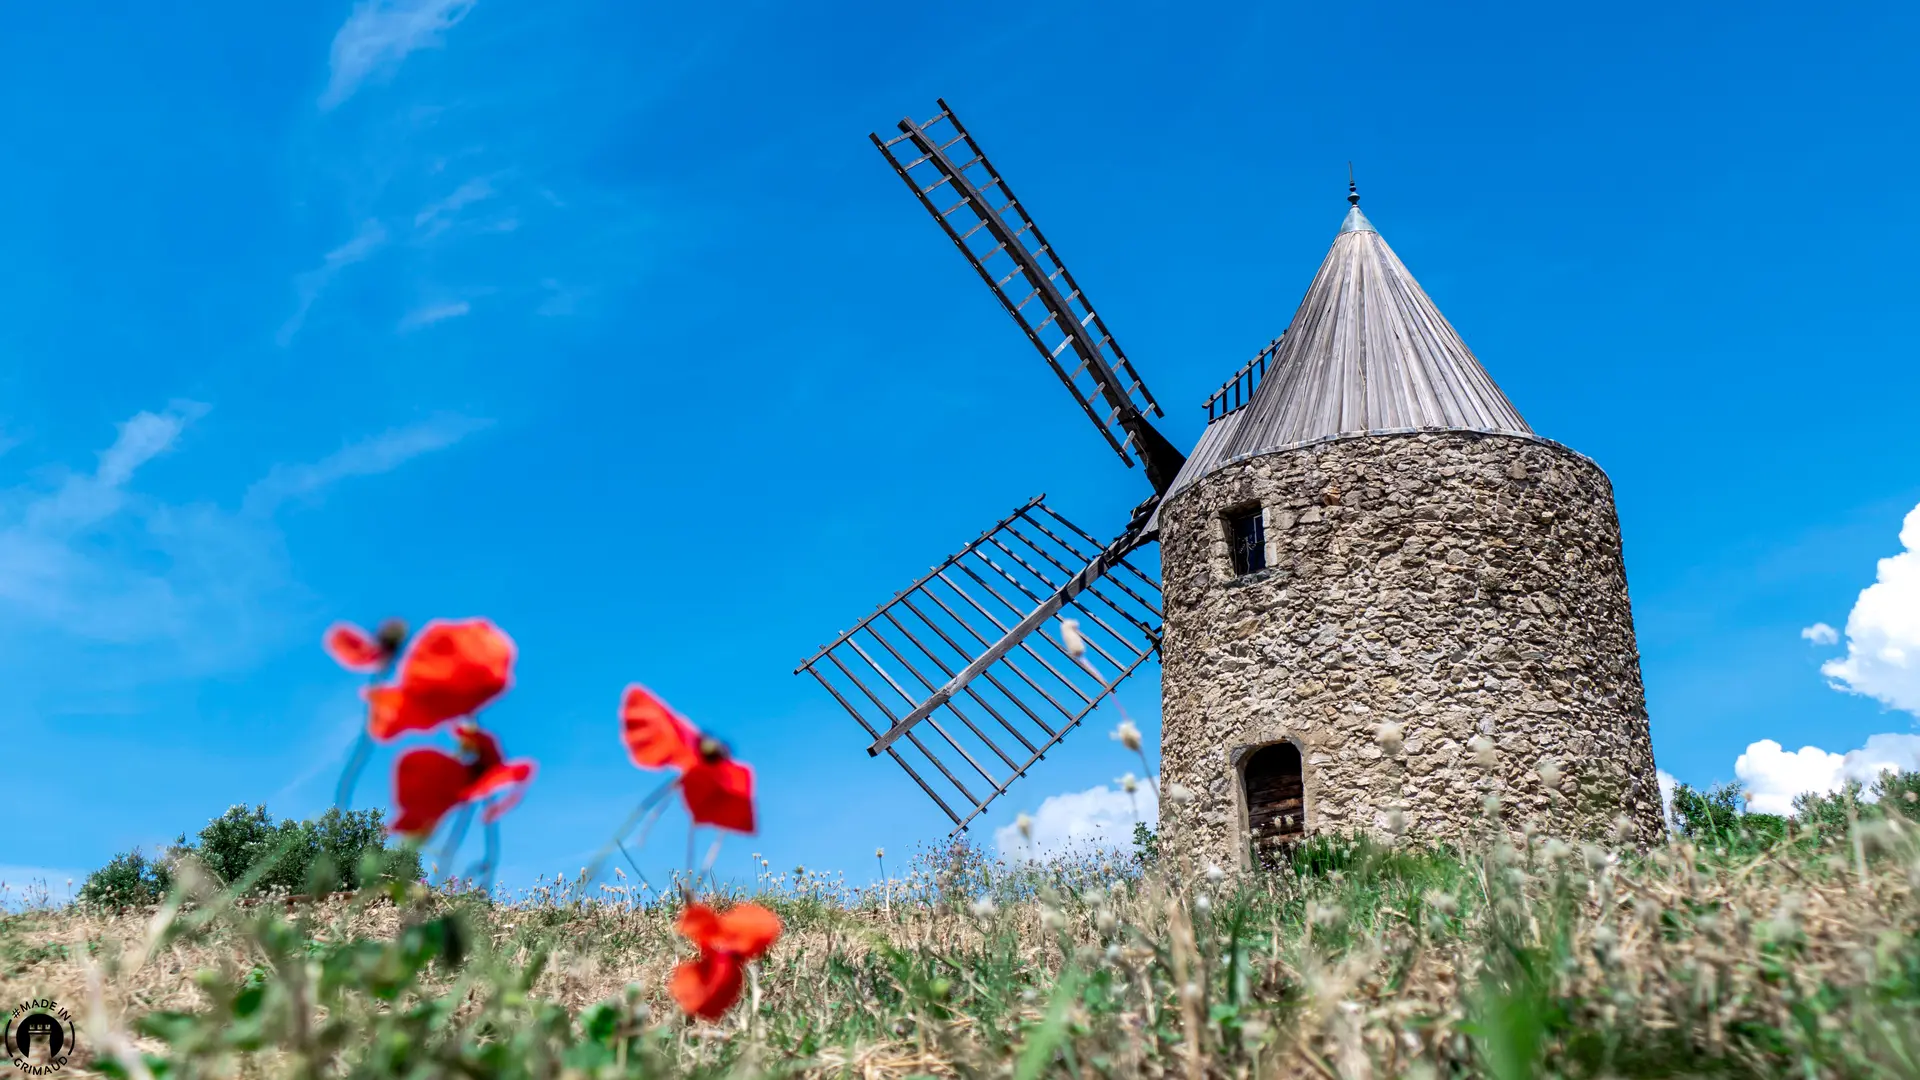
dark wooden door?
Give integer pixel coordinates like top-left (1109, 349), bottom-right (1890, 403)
top-left (1244, 742), bottom-right (1305, 860)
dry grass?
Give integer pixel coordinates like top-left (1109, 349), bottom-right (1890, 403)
top-left (6, 822), bottom-right (1920, 1078)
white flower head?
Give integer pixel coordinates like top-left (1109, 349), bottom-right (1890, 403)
top-left (1112, 719), bottom-right (1143, 752)
top-left (1117, 772), bottom-right (1140, 794)
top-left (875, 847), bottom-right (885, 859)
top-left (1016, 812), bottom-right (1034, 839)
top-left (1205, 863), bottom-right (1225, 884)
top-left (1537, 759), bottom-right (1564, 789)
top-left (1375, 721), bottom-right (1406, 756)
top-left (1059, 618), bottom-right (1086, 659)
top-left (1468, 735), bottom-right (1498, 769)
top-left (1166, 782), bottom-right (1196, 805)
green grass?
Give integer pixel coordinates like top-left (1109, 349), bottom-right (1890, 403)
top-left (8, 821), bottom-right (1920, 1079)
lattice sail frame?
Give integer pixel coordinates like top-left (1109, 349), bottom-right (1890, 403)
top-left (873, 100), bottom-right (1185, 491)
top-left (795, 497), bottom-right (1163, 833)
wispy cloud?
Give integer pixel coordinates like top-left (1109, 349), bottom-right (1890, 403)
top-left (320, 0), bottom-right (477, 111)
top-left (277, 221), bottom-right (388, 346)
top-left (414, 178), bottom-right (496, 238)
top-left (397, 300), bottom-right (472, 332)
top-left (244, 414), bottom-right (490, 514)
top-left (0, 406), bottom-right (485, 675)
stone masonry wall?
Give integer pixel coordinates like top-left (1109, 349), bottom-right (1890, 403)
top-left (1156, 431), bottom-right (1663, 870)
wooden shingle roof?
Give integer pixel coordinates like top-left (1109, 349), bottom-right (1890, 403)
top-left (1165, 201), bottom-right (1532, 500)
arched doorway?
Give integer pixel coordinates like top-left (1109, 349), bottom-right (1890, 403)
top-left (1244, 742), bottom-right (1305, 858)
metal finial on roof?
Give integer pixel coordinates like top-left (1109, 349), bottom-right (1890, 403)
top-left (1347, 162), bottom-right (1359, 207)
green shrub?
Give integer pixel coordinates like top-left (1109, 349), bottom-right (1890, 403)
top-left (78, 806), bottom-right (420, 908)
top-left (74, 847), bottom-right (175, 908)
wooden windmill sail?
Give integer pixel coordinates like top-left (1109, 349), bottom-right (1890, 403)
top-left (794, 100), bottom-right (1280, 834)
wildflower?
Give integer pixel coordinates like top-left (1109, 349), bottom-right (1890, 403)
top-left (363, 620), bottom-right (514, 741)
top-left (619, 685), bottom-right (757, 833)
top-left (874, 847), bottom-right (885, 859)
top-left (1193, 893), bottom-right (1211, 915)
top-left (1117, 773), bottom-right (1139, 794)
top-left (670, 901), bottom-right (782, 1021)
top-left (1612, 815), bottom-right (1637, 845)
top-left (1205, 863), bottom-right (1225, 884)
top-left (1467, 735), bottom-right (1497, 769)
top-left (1166, 782), bottom-right (1196, 804)
top-left (324, 618), bottom-right (408, 672)
top-left (1582, 843), bottom-right (1613, 873)
top-left (1374, 721), bottom-right (1405, 756)
top-left (390, 724), bottom-right (536, 837)
top-left (1112, 719), bottom-right (1142, 752)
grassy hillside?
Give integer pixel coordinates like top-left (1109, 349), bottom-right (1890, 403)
top-left (6, 815), bottom-right (1920, 1079)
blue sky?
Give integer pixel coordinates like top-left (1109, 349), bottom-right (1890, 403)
top-left (4, 0), bottom-right (1918, 898)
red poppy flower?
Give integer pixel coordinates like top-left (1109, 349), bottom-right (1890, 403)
top-left (683, 756), bottom-right (755, 833)
top-left (366, 620), bottom-right (514, 742)
top-left (670, 902), bottom-right (781, 1020)
top-left (326, 623), bottom-right (390, 672)
top-left (621, 685), bottom-right (700, 771)
top-left (618, 685), bottom-right (756, 833)
top-left (390, 725), bottom-right (537, 837)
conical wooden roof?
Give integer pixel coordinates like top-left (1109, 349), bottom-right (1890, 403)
top-left (1167, 202), bottom-right (1531, 500)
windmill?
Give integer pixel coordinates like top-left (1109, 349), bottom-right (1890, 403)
top-left (794, 100), bottom-right (1273, 834)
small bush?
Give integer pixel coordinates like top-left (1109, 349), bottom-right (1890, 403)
top-left (78, 806), bottom-right (420, 908)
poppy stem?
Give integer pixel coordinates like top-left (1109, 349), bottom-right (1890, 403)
top-left (584, 777), bottom-right (680, 884)
top-left (467, 818), bottom-right (501, 894)
top-left (615, 839), bottom-right (654, 897)
top-left (334, 730), bottom-right (372, 810)
top-left (435, 804), bottom-right (476, 887)
top-left (696, 837), bottom-right (724, 895)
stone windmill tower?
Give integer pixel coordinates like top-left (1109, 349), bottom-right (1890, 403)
top-left (1155, 185), bottom-right (1664, 867)
top-left (800, 101), bottom-right (1662, 863)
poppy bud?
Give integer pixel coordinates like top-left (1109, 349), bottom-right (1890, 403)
top-left (376, 618), bottom-right (409, 654)
top-left (698, 736), bottom-right (726, 763)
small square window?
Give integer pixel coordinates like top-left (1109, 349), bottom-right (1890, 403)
top-left (1227, 507), bottom-right (1267, 576)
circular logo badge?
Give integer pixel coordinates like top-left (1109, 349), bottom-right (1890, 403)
top-left (6, 999), bottom-right (77, 1074)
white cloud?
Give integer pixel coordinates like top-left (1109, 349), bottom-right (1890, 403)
top-left (0, 402), bottom-right (254, 646)
top-left (1816, 503), bottom-right (1920, 716)
top-left (1734, 734), bottom-right (1920, 815)
top-left (1658, 769), bottom-right (1677, 833)
top-left (320, 0), bottom-right (477, 111)
top-left (23, 401), bottom-right (208, 532)
top-left (414, 178), bottom-right (496, 237)
top-left (277, 221), bottom-right (389, 346)
top-left (397, 300), bottom-right (472, 332)
top-left (1801, 622), bottom-right (1839, 646)
top-left (0, 406), bottom-right (483, 668)
top-left (994, 783), bottom-right (1157, 863)
top-left (244, 415), bottom-right (490, 514)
